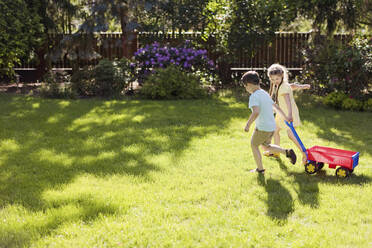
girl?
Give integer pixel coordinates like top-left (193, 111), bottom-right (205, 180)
top-left (264, 64), bottom-right (310, 165)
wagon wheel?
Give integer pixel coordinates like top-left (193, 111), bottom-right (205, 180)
top-left (305, 162), bottom-right (317, 174)
top-left (316, 162), bottom-right (324, 170)
top-left (336, 167), bottom-right (350, 178)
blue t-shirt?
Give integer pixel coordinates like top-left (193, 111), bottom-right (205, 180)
top-left (249, 89), bottom-right (276, 132)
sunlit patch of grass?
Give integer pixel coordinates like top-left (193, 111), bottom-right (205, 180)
top-left (36, 149), bottom-right (74, 167)
top-left (0, 139), bottom-right (20, 152)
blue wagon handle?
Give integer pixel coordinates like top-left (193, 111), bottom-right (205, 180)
top-left (285, 121), bottom-right (308, 159)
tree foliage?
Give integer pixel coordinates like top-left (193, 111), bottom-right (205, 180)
top-left (145, 0), bottom-right (209, 33)
top-left (78, 0), bottom-right (154, 34)
top-left (0, 0), bottom-right (42, 78)
top-left (25, 0), bottom-right (79, 34)
top-left (201, 0), bottom-right (295, 56)
top-left (2, 0), bottom-right (370, 82)
top-left (358, 0), bottom-right (372, 29)
top-left (287, 0), bottom-right (363, 35)
top-left (228, 0), bottom-right (294, 53)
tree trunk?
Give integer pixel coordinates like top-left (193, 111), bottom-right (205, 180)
top-left (119, 8), bottom-right (129, 58)
top-left (35, 44), bottom-right (48, 81)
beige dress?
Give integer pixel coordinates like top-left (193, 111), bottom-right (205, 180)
top-left (275, 82), bottom-right (301, 129)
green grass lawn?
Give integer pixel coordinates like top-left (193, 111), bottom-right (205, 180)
top-left (0, 92), bottom-right (371, 248)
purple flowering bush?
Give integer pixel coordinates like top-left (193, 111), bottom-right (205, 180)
top-left (133, 41), bottom-right (216, 84)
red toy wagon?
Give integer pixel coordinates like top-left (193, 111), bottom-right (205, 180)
top-left (285, 122), bottom-right (360, 178)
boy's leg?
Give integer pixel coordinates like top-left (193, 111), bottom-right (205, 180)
top-left (251, 129), bottom-right (266, 171)
top-left (251, 143), bottom-right (264, 171)
top-left (286, 128), bottom-right (307, 165)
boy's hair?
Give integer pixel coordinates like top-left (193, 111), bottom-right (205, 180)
top-left (241, 71), bottom-right (260, 85)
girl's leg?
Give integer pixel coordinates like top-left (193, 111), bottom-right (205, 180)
top-left (263, 144), bottom-right (286, 154)
top-left (273, 126), bottom-right (281, 146)
top-left (263, 144), bottom-right (297, 165)
top-left (286, 128), bottom-right (307, 165)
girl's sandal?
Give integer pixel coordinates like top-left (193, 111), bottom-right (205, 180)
top-left (250, 168), bottom-right (265, 174)
top-left (263, 151), bottom-right (280, 158)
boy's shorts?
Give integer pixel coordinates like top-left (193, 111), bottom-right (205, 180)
top-left (251, 128), bottom-right (274, 147)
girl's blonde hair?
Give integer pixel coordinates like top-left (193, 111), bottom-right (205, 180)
top-left (267, 63), bottom-right (289, 102)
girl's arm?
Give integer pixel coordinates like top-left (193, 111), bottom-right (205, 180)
top-left (283, 93), bottom-right (293, 120)
top-left (273, 103), bottom-right (292, 122)
top-left (290, 83), bottom-right (310, 91)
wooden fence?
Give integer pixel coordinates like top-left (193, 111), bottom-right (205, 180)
top-left (15, 32), bottom-right (351, 81)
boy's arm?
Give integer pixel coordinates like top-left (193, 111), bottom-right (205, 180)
top-left (244, 106), bottom-right (259, 132)
top-left (290, 83), bottom-right (311, 91)
top-left (273, 103), bottom-right (293, 122)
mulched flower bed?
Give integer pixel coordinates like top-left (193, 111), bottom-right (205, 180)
top-left (0, 83), bottom-right (42, 94)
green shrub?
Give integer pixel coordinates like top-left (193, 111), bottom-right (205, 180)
top-left (71, 58), bottom-right (133, 97)
top-left (71, 66), bottom-right (95, 96)
top-left (323, 91), bottom-right (371, 112)
top-left (140, 65), bottom-right (207, 100)
top-left (40, 71), bottom-right (77, 99)
top-left (323, 92), bottom-right (348, 109)
top-left (341, 97), bottom-right (363, 111)
top-left (117, 57), bottom-right (134, 84)
top-left (363, 98), bottom-right (372, 112)
top-left (93, 59), bottom-right (124, 97)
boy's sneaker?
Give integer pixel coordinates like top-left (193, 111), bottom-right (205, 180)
top-left (263, 151), bottom-right (280, 158)
top-left (286, 149), bottom-right (297, 164)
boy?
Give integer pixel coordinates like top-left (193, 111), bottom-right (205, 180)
top-left (242, 71), bottom-right (296, 173)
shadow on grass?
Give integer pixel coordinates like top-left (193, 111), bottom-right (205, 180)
top-left (257, 174), bottom-right (294, 223)
top-left (255, 155), bottom-right (371, 224)
top-left (277, 158), bottom-right (372, 209)
top-left (0, 93), bottom-right (248, 246)
top-left (277, 159), bottom-right (320, 208)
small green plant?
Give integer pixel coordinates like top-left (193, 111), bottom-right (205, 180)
top-left (140, 65), bottom-right (207, 100)
top-left (323, 91), bottom-right (348, 109)
top-left (323, 91), bottom-right (371, 111)
top-left (341, 97), bottom-right (363, 111)
top-left (117, 57), bottom-right (134, 84)
top-left (363, 98), bottom-right (372, 112)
